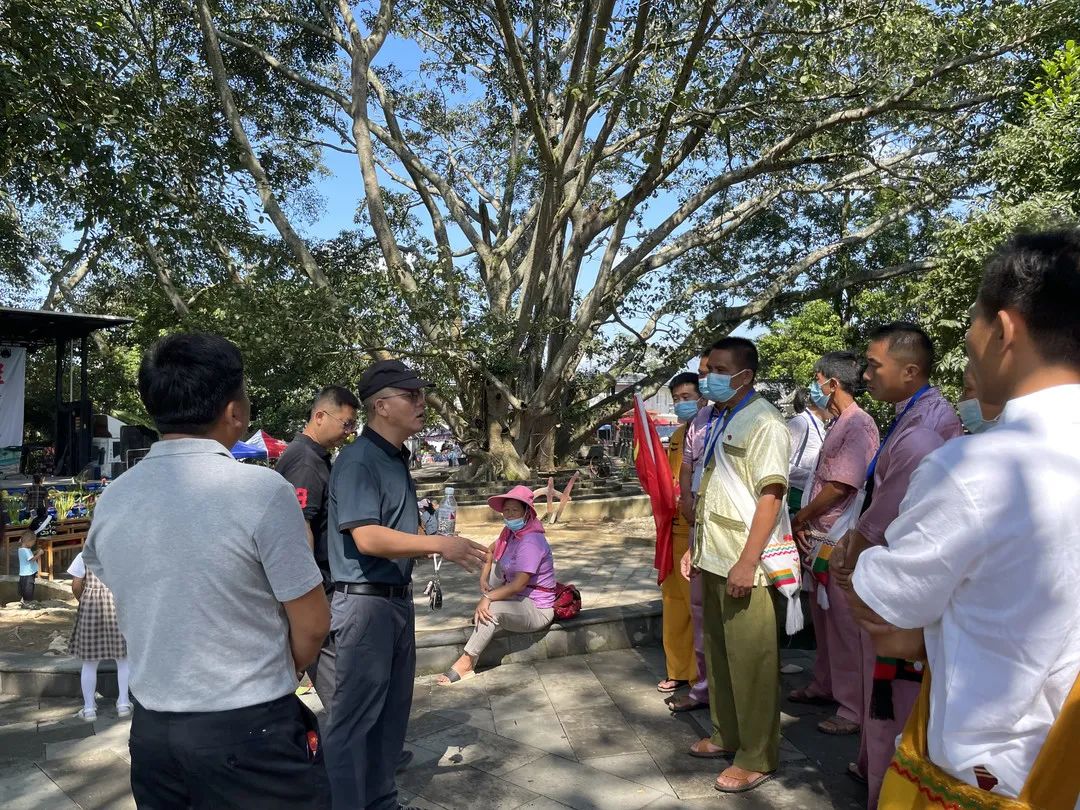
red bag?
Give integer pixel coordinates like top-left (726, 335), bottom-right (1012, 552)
top-left (531, 581), bottom-right (582, 620)
top-left (551, 583), bottom-right (582, 621)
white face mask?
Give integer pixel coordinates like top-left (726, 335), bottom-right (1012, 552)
top-left (957, 398), bottom-right (996, 434)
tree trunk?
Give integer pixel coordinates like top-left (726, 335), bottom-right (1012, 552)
top-left (520, 410), bottom-right (557, 472)
top-left (475, 383), bottom-right (532, 480)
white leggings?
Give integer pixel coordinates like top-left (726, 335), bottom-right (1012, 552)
top-left (81, 659), bottom-right (130, 711)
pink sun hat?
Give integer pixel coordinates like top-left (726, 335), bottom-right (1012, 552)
top-left (487, 484), bottom-right (535, 513)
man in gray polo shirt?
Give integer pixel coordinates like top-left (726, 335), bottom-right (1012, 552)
top-left (84, 333), bottom-right (331, 809)
top-left (323, 360), bottom-right (487, 810)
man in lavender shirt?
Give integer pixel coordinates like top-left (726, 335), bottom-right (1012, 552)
top-left (790, 352), bottom-right (879, 737)
top-left (830, 323), bottom-right (962, 808)
top-left (668, 349), bottom-right (713, 713)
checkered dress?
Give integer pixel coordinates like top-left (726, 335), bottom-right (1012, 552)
top-left (68, 569), bottom-right (127, 660)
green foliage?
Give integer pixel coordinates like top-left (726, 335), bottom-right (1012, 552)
top-left (4, 0), bottom-right (1077, 473)
top-left (757, 301), bottom-right (849, 386)
top-left (760, 38), bottom-right (1080, 405)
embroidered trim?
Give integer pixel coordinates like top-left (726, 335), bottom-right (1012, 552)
top-left (889, 745), bottom-right (1025, 810)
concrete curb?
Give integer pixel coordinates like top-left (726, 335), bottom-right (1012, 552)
top-left (416, 598), bottom-right (663, 675)
top-left (0, 600), bottom-right (664, 695)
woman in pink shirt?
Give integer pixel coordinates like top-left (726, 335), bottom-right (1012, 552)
top-left (437, 485), bottom-right (556, 684)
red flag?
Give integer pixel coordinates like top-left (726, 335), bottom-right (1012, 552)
top-left (632, 394), bottom-right (677, 584)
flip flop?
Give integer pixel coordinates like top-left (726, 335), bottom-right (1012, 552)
top-left (436, 669), bottom-right (477, 686)
top-left (847, 762), bottom-right (868, 784)
top-left (688, 741), bottom-right (735, 759)
top-left (666, 697), bottom-right (708, 714)
top-left (787, 687), bottom-right (834, 705)
top-left (714, 771), bottom-right (774, 794)
top-left (656, 679), bottom-right (689, 694)
top-left (818, 715), bottom-right (860, 736)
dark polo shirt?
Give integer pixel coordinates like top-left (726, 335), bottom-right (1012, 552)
top-left (275, 434), bottom-right (333, 593)
top-left (327, 426), bottom-right (417, 586)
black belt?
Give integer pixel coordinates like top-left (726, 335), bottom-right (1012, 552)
top-left (334, 582), bottom-right (411, 599)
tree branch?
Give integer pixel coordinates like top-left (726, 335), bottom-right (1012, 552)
top-left (195, 0), bottom-right (337, 297)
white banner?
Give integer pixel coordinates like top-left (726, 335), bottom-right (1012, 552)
top-left (0, 346), bottom-right (27, 448)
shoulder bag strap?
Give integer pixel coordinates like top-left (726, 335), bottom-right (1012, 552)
top-left (793, 413), bottom-right (812, 468)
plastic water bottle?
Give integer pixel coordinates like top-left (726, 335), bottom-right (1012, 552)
top-left (437, 487), bottom-right (457, 535)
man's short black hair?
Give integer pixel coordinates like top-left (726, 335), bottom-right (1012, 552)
top-left (814, 351), bottom-right (864, 395)
top-left (668, 371), bottom-right (700, 394)
top-left (310, 385), bottom-right (361, 419)
top-left (138, 333), bottom-right (245, 435)
top-left (709, 336), bottom-right (759, 378)
top-left (868, 322), bottom-right (934, 374)
top-left (979, 228), bottom-right (1080, 367)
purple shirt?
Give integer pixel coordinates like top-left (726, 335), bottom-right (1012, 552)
top-left (500, 529), bottom-right (557, 609)
top-left (682, 404), bottom-right (721, 493)
top-left (856, 387), bottom-right (963, 546)
top-left (807, 403), bottom-right (879, 534)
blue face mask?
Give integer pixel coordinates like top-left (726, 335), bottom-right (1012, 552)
top-left (809, 379), bottom-right (832, 410)
top-left (504, 516), bottom-right (527, 532)
top-left (957, 399), bottom-right (994, 434)
top-left (704, 370), bottom-right (749, 403)
top-left (698, 378), bottom-right (709, 398)
top-left (673, 401), bottom-right (699, 423)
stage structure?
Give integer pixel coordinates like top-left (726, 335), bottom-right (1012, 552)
top-left (0, 307), bottom-right (133, 476)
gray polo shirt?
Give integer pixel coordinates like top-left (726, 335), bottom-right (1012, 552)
top-left (83, 438), bottom-right (322, 712)
top-left (327, 426), bottom-right (417, 585)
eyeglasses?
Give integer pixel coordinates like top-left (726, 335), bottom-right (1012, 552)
top-left (378, 390), bottom-right (426, 405)
top-left (321, 411), bottom-right (358, 432)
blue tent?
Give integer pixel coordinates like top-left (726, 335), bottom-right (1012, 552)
top-left (230, 440), bottom-right (267, 460)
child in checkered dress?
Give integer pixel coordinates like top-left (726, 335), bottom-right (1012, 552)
top-left (67, 552), bottom-right (130, 721)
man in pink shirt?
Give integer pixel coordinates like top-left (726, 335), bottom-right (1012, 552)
top-left (667, 350), bottom-right (713, 713)
top-left (831, 323), bottom-right (962, 808)
top-left (789, 352), bottom-right (879, 738)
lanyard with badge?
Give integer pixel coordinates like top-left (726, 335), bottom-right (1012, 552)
top-left (704, 389), bottom-right (756, 466)
top-left (860, 383), bottom-right (932, 512)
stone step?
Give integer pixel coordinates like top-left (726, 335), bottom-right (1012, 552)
top-left (44, 717), bottom-right (131, 761)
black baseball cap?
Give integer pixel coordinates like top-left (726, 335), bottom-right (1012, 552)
top-left (356, 359), bottom-right (431, 401)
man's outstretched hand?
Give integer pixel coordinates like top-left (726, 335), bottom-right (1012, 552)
top-left (441, 535), bottom-right (489, 573)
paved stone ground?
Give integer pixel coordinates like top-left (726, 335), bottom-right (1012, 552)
top-left (414, 518), bottom-right (660, 632)
top-left (0, 646), bottom-right (867, 809)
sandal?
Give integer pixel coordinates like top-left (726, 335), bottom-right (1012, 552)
top-left (656, 679), bottom-right (689, 694)
top-left (436, 668), bottom-right (476, 686)
top-left (666, 695), bottom-right (708, 713)
top-left (714, 768), bottom-right (774, 794)
top-left (787, 686), bottom-right (834, 705)
top-left (818, 715), bottom-right (860, 736)
top-left (688, 739), bottom-right (734, 759)
top-left (847, 762), bottom-right (868, 784)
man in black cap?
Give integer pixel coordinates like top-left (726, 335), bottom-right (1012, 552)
top-left (323, 360), bottom-right (487, 810)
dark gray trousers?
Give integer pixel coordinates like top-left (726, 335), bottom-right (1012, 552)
top-left (322, 590), bottom-right (415, 810)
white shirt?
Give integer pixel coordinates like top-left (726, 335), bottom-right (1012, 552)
top-left (786, 410), bottom-right (824, 491)
top-left (854, 384), bottom-right (1080, 799)
top-left (67, 552), bottom-right (86, 579)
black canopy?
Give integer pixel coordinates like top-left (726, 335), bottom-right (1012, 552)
top-left (0, 307), bottom-right (132, 349)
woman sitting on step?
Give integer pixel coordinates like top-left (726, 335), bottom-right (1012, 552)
top-left (437, 485), bottom-right (557, 685)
